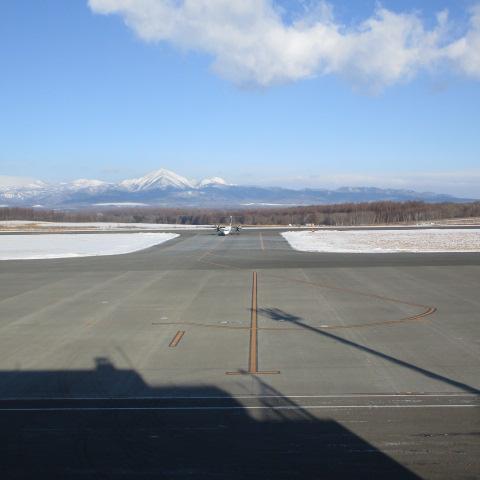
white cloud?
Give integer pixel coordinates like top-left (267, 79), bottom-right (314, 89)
top-left (444, 5), bottom-right (480, 78)
top-left (88, 0), bottom-right (480, 88)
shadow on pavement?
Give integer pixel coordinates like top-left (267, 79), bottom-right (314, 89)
top-left (0, 358), bottom-right (419, 479)
top-left (257, 307), bottom-right (480, 394)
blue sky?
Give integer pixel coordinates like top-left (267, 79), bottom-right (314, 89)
top-left (0, 0), bottom-right (479, 196)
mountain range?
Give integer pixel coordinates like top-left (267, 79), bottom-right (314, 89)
top-left (0, 168), bottom-right (473, 209)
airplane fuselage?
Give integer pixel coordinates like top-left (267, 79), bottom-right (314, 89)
top-left (217, 216), bottom-right (239, 236)
top-left (218, 226), bottom-right (232, 236)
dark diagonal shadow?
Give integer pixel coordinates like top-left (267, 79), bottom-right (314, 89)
top-left (257, 307), bottom-right (480, 394)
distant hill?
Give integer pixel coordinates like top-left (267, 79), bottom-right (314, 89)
top-left (0, 168), bottom-right (474, 208)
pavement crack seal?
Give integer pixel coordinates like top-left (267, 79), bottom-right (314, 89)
top-left (153, 321), bottom-right (248, 330)
top-left (264, 272), bottom-right (437, 329)
top-left (226, 272), bottom-right (280, 376)
top-left (249, 271), bottom-right (258, 372)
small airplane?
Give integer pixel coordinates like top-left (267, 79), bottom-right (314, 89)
top-left (216, 216), bottom-right (241, 236)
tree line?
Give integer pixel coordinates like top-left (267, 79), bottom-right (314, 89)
top-left (1, 201), bottom-right (479, 226)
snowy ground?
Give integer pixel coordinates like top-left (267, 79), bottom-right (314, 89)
top-left (0, 232), bottom-right (178, 260)
top-left (0, 221), bottom-right (211, 232)
top-left (282, 229), bottom-right (480, 253)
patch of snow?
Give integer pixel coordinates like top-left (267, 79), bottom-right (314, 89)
top-left (0, 232), bottom-right (179, 260)
top-left (94, 202), bottom-right (149, 207)
top-left (282, 229), bottom-right (480, 253)
top-left (198, 177), bottom-right (227, 187)
top-left (241, 203), bottom-right (297, 206)
top-left (65, 179), bottom-right (111, 192)
top-left (0, 221), bottom-right (212, 231)
top-left (71, 178), bottom-right (107, 187)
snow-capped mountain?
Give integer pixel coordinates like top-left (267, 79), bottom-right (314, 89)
top-left (0, 176), bottom-right (51, 202)
top-left (0, 176), bottom-right (48, 190)
top-left (0, 176), bottom-right (48, 193)
top-left (0, 169), bottom-right (473, 208)
top-left (119, 169), bottom-right (196, 191)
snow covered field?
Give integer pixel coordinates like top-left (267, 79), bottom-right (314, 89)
top-left (0, 232), bottom-right (178, 260)
top-left (282, 229), bottom-right (480, 253)
top-left (0, 221), bottom-right (211, 232)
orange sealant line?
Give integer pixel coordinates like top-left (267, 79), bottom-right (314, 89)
top-left (169, 330), bottom-right (185, 348)
top-left (226, 271), bottom-right (280, 375)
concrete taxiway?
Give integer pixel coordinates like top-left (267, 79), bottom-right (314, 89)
top-left (1, 230), bottom-right (479, 479)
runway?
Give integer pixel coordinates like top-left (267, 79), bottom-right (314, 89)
top-left (1, 230), bottom-right (479, 478)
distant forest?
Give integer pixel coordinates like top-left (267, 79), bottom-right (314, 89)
top-left (1, 201), bottom-right (480, 226)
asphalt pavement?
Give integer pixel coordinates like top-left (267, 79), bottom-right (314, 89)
top-left (1, 230), bottom-right (479, 479)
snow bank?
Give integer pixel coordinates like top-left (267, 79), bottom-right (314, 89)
top-left (0, 233), bottom-right (179, 260)
top-left (0, 221), bottom-right (211, 231)
top-left (282, 229), bottom-right (480, 253)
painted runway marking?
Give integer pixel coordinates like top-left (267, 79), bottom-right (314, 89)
top-left (0, 405), bottom-right (477, 412)
top-left (1, 393), bottom-right (476, 401)
top-left (260, 233), bottom-right (265, 251)
top-left (169, 330), bottom-right (185, 347)
top-left (1, 394), bottom-right (476, 401)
